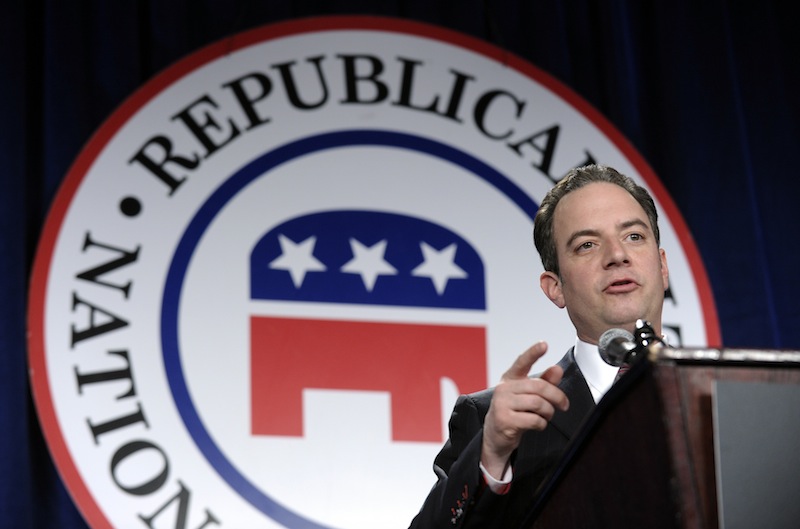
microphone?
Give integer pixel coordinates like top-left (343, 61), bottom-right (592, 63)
top-left (598, 328), bottom-right (636, 367)
top-left (599, 319), bottom-right (665, 368)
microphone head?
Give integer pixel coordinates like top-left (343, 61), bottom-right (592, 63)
top-left (598, 328), bottom-right (636, 367)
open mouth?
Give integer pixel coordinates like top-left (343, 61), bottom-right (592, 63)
top-left (605, 279), bottom-right (637, 293)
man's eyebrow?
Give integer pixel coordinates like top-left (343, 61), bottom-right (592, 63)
top-left (620, 218), bottom-right (650, 232)
top-left (565, 229), bottom-right (600, 249)
top-left (564, 219), bottom-right (650, 249)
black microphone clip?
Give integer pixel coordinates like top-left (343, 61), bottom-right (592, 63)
top-left (632, 318), bottom-right (662, 356)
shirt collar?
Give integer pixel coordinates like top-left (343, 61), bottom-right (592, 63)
top-left (573, 337), bottom-right (619, 403)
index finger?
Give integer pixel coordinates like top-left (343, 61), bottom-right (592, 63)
top-left (503, 341), bottom-right (548, 381)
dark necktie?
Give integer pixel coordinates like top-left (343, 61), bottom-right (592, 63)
top-left (614, 362), bottom-right (631, 383)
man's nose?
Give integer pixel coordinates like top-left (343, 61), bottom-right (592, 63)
top-left (604, 240), bottom-right (630, 267)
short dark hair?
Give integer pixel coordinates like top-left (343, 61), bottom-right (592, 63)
top-left (533, 164), bottom-right (660, 276)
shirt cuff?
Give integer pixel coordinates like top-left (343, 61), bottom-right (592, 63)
top-left (479, 461), bottom-right (513, 495)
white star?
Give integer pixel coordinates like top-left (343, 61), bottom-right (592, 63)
top-left (268, 234), bottom-right (326, 288)
top-left (411, 242), bottom-right (467, 295)
top-left (340, 238), bottom-right (397, 291)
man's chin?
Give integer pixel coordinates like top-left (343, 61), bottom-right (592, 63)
top-left (604, 310), bottom-right (647, 331)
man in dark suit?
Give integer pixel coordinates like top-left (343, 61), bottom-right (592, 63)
top-left (409, 164), bottom-right (670, 528)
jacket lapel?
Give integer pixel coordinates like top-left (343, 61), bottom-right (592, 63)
top-left (549, 348), bottom-right (595, 440)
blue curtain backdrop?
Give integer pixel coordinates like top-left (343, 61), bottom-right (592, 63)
top-left (1, 1), bottom-right (798, 527)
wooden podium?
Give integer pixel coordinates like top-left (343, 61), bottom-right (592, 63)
top-left (518, 348), bottom-right (800, 529)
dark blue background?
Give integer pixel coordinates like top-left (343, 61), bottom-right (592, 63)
top-left (2, 1), bottom-right (798, 527)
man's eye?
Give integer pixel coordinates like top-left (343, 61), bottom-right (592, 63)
top-left (577, 241), bottom-right (594, 251)
top-left (628, 233), bottom-right (643, 241)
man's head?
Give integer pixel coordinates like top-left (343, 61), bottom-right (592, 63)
top-left (534, 165), bottom-right (660, 276)
top-left (534, 165), bottom-right (669, 342)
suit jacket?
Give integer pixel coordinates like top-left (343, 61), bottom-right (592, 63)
top-left (409, 349), bottom-right (596, 529)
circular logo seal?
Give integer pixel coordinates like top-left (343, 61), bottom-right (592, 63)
top-left (28, 16), bottom-right (719, 529)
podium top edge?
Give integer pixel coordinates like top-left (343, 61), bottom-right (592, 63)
top-left (654, 347), bottom-right (800, 365)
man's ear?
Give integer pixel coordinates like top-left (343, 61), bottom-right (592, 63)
top-left (540, 271), bottom-right (566, 308)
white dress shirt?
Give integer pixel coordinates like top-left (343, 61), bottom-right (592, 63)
top-left (573, 338), bottom-right (619, 403)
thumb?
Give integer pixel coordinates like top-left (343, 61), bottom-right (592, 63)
top-left (540, 364), bottom-right (564, 386)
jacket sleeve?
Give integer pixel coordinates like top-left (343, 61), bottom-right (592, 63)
top-left (408, 391), bottom-right (511, 529)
